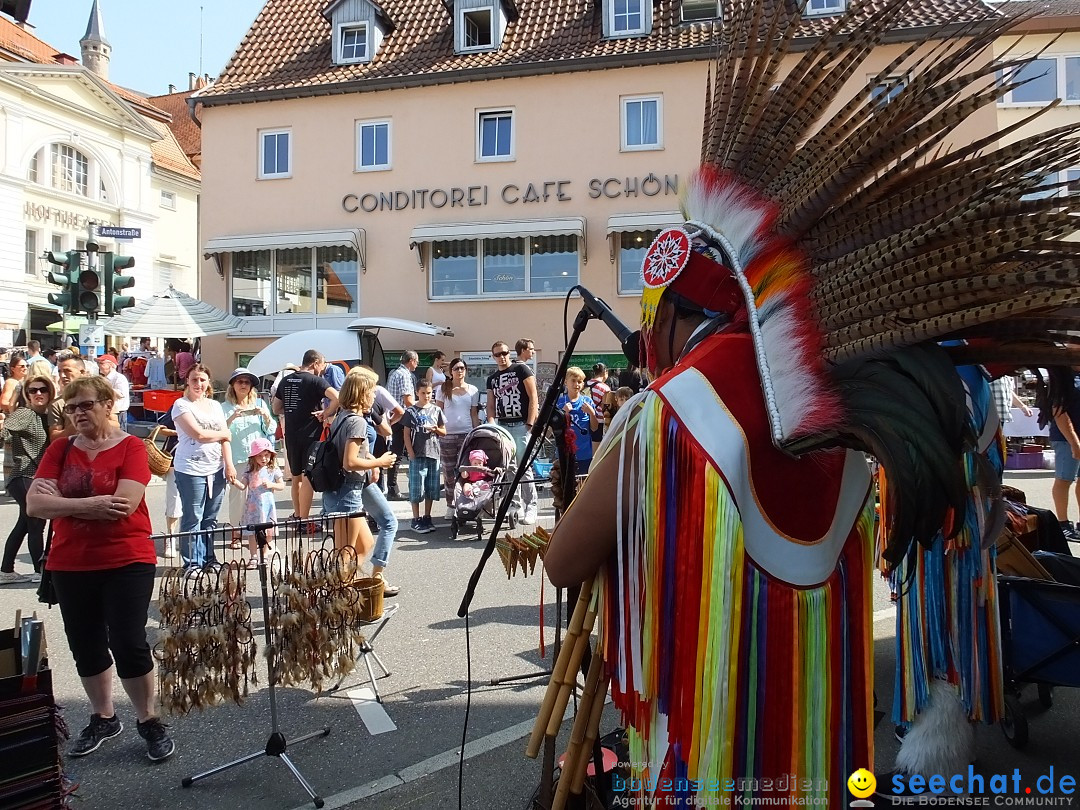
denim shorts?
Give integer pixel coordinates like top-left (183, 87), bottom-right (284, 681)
top-left (322, 479), bottom-right (366, 516)
top-left (1052, 440), bottom-right (1080, 482)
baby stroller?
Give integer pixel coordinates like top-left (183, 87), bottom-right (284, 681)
top-left (449, 423), bottom-right (518, 541)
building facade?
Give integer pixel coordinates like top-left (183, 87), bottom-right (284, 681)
top-left (196, 0), bottom-right (995, 379)
top-left (0, 6), bottom-right (200, 348)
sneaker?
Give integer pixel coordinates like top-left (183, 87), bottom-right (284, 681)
top-left (417, 516), bottom-right (435, 534)
top-left (136, 717), bottom-right (176, 762)
top-left (410, 518), bottom-right (423, 532)
top-left (0, 571), bottom-right (28, 585)
top-left (521, 505), bottom-right (539, 525)
top-left (1062, 521), bottom-right (1080, 542)
top-left (70, 714), bottom-right (123, 757)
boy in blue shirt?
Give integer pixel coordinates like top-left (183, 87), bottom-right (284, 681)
top-left (556, 366), bottom-right (597, 476)
top-left (403, 381), bottom-right (446, 533)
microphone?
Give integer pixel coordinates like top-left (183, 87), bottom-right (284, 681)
top-left (575, 286), bottom-right (640, 367)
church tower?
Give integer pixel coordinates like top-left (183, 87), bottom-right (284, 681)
top-left (80, 0), bottom-right (110, 81)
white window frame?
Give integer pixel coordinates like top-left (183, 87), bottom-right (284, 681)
top-left (27, 150), bottom-right (38, 183)
top-left (25, 229), bottom-right (38, 276)
top-left (998, 55), bottom-right (1079, 106)
top-left (229, 246), bottom-right (360, 319)
top-left (476, 109), bottom-right (515, 163)
top-left (621, 95), bottom-right (663, 151)
top-left (459, 5), bottom-right (496, 52)
top-left (609, 0), bottom-right (647, 36)
top-left (429, 236), bottom-right (580, 300)
top-left (681, 0), bottom-right (721, 22)
top-left (356, 119), bottom-right (392, 172)
top-left (258, 128), bottom-right (292, 179)
top-left (160, 189), bottom-right (177, 210)
top-left (337, 22), bottom-right (370, 64)
top-left (616, 229), bottom-right (661, 295)
top-left (870, 74), bottom-right (907, 105)
top-left (803, 0), bottom-right (845, 15)
top-left (51, 143), bottom-right (89, 197)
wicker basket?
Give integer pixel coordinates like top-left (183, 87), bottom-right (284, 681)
top-left (143, 425), bottom-right (173, 477)
top-left (355, 576), bottom-right (385, 622)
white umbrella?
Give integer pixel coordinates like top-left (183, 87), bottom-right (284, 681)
top-left (46, 315), bottom-right (89, 333)
top-left (102, 286), bottom-right (242, 337)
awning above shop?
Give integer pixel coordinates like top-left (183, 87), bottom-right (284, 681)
top-left (605, 211), bottom-right (682, 260)
top-left (408, 217), bottom-right (587, 265)
top-left (203, 229), bottom-right (366, 269)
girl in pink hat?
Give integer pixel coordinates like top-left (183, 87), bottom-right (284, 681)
top-left (235, 436), bottom-right (284, 566)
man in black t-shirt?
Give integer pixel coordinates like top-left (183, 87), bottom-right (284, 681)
top-left (272, 349), bottom-right (339, 518)
top-left (486, 339), bottom-right (539, 523)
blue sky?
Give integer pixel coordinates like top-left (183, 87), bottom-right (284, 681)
top-left (26, 0), bottom-right (267, 96)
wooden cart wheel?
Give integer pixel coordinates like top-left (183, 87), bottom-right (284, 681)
top-left (1037, 683), bottom-right (1054, 710)
top-left (1001, 693), bottom-right (1029, 749)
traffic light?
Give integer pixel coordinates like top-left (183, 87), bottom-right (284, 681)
top-left (45, 250), bottom-right (81, 315)
top-left (103, 252), bottom-right (136, 316)
top-left (77, 255), bottom-right (102, 315)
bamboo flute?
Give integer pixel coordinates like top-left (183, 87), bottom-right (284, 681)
top-left (552, 651), bottom-right (604, 810)
top-left (570, 669), bottom-right (610, 793)
top-left (545, 599), bottom-right (598, 737)
top-left (526, 575), bottom-right (594, 758)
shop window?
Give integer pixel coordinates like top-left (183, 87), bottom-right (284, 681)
top-left (618, 229), bottom-right (658, 293)
top-left (622, 95), bottom-right (662, 150)
top-left (316, 245), bottom-right (359, 314)
top-left (51, 144), bottom-right (88, 196)
top-left (477, 110), bottom-right (513, 161)
top-left (259, 129), bottom-right (291, 179)
top-left (339, 23), bottom-right (369, 63)
top-left (431, 235), bottom-right (579, 299)
top-left (682, 0), bottom-right (720, 21)
top-left (431, 239), bottom-right (479, 297)
top-left (804, 0), bottom-right (845, 14)
top-left (483, 237), bottom-right (526, 293)
top-left (275, 248), bottom-right (313, 314)
top-left (357, 120), bottom-right (391, 171)
top-left (231, 250), bottom-right (272, 317)
top-left (25, 230), bottom-right (37, 276)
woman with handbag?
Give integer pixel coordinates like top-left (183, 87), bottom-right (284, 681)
top-left (222, 367), bottom-right (276, 544)
top-left (0, 374), bottom-right (55, 584)
top-left (26, 375), bottom-right (175, 762)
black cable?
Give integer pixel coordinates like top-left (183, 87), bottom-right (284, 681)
top-left (458, 610), bottom-right (471, 810)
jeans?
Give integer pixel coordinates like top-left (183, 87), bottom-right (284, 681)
top-left (502, 422), bottom-right (536, 514)
top-left (362, 482), bottom-right (398, 568)
top-left (174, 468), bottom-right (226, 568)
top-left (1, 477), bottom-right (44, 573)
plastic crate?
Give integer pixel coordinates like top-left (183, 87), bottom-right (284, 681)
top-left (142, 389), bottom-right (183, 413)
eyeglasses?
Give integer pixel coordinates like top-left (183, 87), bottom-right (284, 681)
top-left (26, 386), bottom-right (49, 395)
top-left (63, 400), bottom-right (103, 415)
top-left (451, 365), bottom-right (467, 372)
top-left (11, 363), bottom-right (26, 370)
top-left (492, 351), bottom-right (509, 358)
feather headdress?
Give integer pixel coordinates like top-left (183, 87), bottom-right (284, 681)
top-left (641, 0), bottom-right (1080, 561)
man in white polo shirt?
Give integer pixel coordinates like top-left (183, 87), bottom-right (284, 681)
top-left (96, 353), bottom-right (130, 430)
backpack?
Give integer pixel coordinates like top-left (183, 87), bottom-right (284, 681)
top-left (303, 414), bottom-right (356, 493)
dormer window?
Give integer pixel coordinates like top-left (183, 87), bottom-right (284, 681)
top-left (682, 0), bottom-right (720, 22)
top-left (804, 0), bottom-right (845, 15)
top-left (461, 7), bottom-right (494, 50)
top-left (325, 0), bottom-right (392, 66)
top-left (604, 0), bottom-right (651, 38)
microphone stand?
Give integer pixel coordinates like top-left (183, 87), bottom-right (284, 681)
top-left (458, 290), bottom-right (617, 810)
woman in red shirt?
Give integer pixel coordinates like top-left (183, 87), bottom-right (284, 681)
top-left (27, 375), bottom-right (175, 763)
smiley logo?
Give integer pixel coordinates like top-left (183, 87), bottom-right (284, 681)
top-left (848, 768), bottom-right (876, 799)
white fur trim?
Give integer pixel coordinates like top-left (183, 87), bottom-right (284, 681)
top-left (895, 679), bottom-right (975, 779)
top-left (683, 174), bottom-right (771, 267)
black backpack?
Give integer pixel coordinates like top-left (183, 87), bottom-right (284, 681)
top-left (304, 414), bottom-right (356, 493)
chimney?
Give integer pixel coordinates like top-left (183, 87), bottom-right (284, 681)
top-left (188, 72), bottom-right (197, 90)
top-left (168, 83), bottom-right (176, 93)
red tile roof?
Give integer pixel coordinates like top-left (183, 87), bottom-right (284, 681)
top-left (147, 118), bottom-right (201, 181)
top-left (0, 17), bottom-right (65, 65)
top-left (992, 0), bottom-right (1080, 20)
top-left (146, 89), bottom-right (203, 162)
top-left (202, 0), bottom-right (996, 104)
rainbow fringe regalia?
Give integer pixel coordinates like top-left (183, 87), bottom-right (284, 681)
top-left (596, 332), bottom-right (875, 807)
top-left (884, 366), bottom-right (1005, 727)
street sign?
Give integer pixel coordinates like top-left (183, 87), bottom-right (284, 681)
top-left (79, 323), bottom-right (105, 347)
top-left (97, 226), bottom-right (142, 239)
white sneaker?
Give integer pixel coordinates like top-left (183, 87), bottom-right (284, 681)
top-left (522, 505), bottom-right (538, 525)
top-left (0, 571), bottom-right (28, 585)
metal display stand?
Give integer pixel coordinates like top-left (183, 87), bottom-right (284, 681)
top-left (180, 523), bottom-right (330, 808)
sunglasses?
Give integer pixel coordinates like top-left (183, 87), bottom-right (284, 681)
top-left (492, 351), bottom-right (509, 358)
top-left (452, 365), bottom-right (467, 372)
top-left (63, 400), bottom-right (103, 415)
top-left (26, 386), bottom-right (49, 395)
